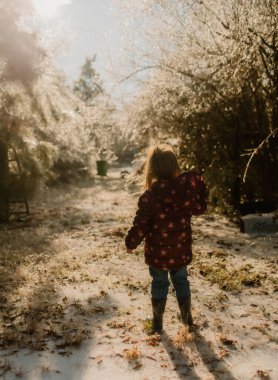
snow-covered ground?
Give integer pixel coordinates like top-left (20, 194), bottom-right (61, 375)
top-left (0, 167), bottom-right (277, 380)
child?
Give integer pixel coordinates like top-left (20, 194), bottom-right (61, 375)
top-left (125, 144), bottom-right (208, 333)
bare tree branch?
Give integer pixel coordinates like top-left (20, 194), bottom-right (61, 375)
top-left (242, 128), bottom-right (278, 182)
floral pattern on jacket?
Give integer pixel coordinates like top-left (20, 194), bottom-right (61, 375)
top-left (125, 171), bottom-right (208, 270)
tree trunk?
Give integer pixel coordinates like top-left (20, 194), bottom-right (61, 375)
top-left (231, 114), bottom-right (241, 209)
top-left (0, 142), bottom-right (9, 223)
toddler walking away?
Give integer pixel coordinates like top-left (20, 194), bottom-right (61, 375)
top-left (125, 144), bottom-right (208, 334)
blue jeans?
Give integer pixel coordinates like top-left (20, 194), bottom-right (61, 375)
top-left (149, 266), bottom-right (191, 299)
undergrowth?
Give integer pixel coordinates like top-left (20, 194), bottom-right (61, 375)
top-left (198, 262), bottom-right (265, 292)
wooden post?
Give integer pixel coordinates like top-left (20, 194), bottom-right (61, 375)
top-left (0, 141), bottom-right (9, 223)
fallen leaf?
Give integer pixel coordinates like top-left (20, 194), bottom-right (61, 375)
top-left (256, 369), bottom-right (270, 379)
top-left (122, 337), bottom-right (131, 343)
top-left (146, 355), bottom-right (157, 361)
top-left (132, 361), bottom-right (142, 370)
top-left (96, 356), bottom-right (103, 364)
top-left (219, 348), bottom-right (229, 358)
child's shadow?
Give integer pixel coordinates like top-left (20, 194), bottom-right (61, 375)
top-left (160, 332), bottom-right (201, 379)
top-left (161, 331), bottom-right (237, 380)
top-left (194, 331), bottom-right (237, 380)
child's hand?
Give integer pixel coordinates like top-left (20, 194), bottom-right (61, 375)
top-left (126, 248), bottom-right (133, 254)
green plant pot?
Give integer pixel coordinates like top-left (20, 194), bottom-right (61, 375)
top-left (96, 160), bottom-right (108, 176)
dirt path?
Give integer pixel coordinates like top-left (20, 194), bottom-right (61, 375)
top-left (0, 166), bottom-right (277, 380)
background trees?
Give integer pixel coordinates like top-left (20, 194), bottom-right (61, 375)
top-left (0, 1), bottom-right (93, 221)
top-left (74, 56), bottom-right (103, 104)
top-left (0, 0), bottom-right (276, 222)
top-left (73, 56), bottom-right (118, 163)
top-left (118, 0), bottom-right (278, 210)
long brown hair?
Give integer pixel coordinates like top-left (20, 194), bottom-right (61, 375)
top-left (144, 144), bottom-right (181, 189)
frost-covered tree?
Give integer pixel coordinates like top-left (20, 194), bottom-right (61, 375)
top-left (73, 56), bottom-right (120, 162)
top-left (118, 0), bottom-right (278, 210)
top-left (74, 56), bottom-right (103, 105)
top-left (0, 1), bottom-right (93, 222)
top-left (0, 0), bottom-right (44, 221)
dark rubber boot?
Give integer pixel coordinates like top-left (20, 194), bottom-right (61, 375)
top-left (150, 298), bottom-right (167, 334)
top-left (177, 297), bottom-right (193, 327)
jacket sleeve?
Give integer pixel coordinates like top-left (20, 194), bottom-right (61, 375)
top-left (190, 173), bottom-right (208, 215)
top-left (125, 192), bottom-right (152, 250)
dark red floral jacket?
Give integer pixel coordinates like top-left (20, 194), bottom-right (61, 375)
top-left (125, 171), bottom-right (208, 270)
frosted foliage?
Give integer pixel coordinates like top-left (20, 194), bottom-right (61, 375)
top-left (0, 1), bottom-right (95, 192)
top-left (118, 0), bottom-right (278, 208)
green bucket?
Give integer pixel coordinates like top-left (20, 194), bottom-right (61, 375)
top-left (96, 160), bottom-right (108, 176)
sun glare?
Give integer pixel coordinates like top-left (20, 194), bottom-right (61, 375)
top-left (33, 0), bottom-right (71, 18)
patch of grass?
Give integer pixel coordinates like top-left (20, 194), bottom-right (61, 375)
top-left (107, 319), bottom-right (132, 329)
top-left (142, 318), bottom-right (154, 334)
top-left (123, 280), bottom-right (145, 292)
top-left (144, 334), bottom-right (161, 346)
top-left (121, 339), bottom-right (143, 369)
top-left (199, 262), bottom-right (263, 292)
top-left (172, 326), bottom-right (194, 349)
top-left (57, 320), bottom-right (88, 348)
top-left (207, 249), bottom-right (228, 258)
top-left (123, 346), bottom-right (141, 360)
